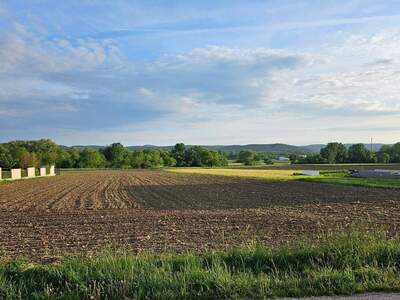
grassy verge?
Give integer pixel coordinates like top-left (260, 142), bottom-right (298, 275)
top-left (1, 232), bottom-right (400, 299)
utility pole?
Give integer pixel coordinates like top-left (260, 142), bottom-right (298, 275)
top-left (370, 137), bottom-right (373, 152)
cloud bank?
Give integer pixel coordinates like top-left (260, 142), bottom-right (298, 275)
top-left (1, 20), bottom-right (400, 144)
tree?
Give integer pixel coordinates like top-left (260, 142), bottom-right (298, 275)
top-left (289, 154), bottom-right (298, 163)
top-left (142, 150), bottom-right (163, 168)
top-left (238, 150), bottom-right (258, 165)
top-left (264, 158), bottom-right (273, 165)
top-left (129, 150), bottom-right (145, 168)
top-left (58, 150), bottom-right (73, 168)
top-left (376, 152), bottom-right (390, 164)
top-left (0, 145), bottom-right (17, 169)
top-left (184, 147), bottom-right (201, 167)
top-left (79, 148), bottom-right (106, 168)
top-left (171, 143), bottom-right (186, 167)
top-left (102, 143), bottom-right (129, 167)
top-left (320, 143), bottom-right (347, 164)
top-left (29, 152), bottom-right (39, 167)
top-left (15, 147), bottom-right (30, 168)
top-left (390, 143), bottom-right (400, 163)
top-left (68, 148), bottom-right (81, 168)
top-left (295, 154), bottom-right (327, 164)
top-left (348, 144), bottom-right (375, 163)
top-left (34, 139), bottom-right (59, 165)
top-left (193, 147), bottom-right (227, 167)
top-left (160, 151), bottom-right (176, 167)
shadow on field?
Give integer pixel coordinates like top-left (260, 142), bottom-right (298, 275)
top-left (125, 180), bottom-right (400, 210)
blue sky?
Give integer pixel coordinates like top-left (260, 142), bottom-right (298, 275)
top-left (1, 0), bottom-right (400, 145)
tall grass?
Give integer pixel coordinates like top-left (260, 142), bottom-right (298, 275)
top-left (1, 231), bottom-right (400, 299)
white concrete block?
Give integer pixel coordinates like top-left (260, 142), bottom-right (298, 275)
top-left (49, 165), bottom-right (55, 176)
top-left (11, 168), bottom-right (21, 180)
top-left (302, 170), bottom-right (320, 176)
top-left (40, 167), bottom-right (46, 177)
top-left (27, 167), bottom-right (35, 178)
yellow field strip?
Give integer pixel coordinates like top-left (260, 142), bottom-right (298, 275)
top-left (167, 168), bottom-right (308, 180)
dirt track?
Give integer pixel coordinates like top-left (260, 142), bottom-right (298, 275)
top-left (1, 170), bottom-right (400, 261)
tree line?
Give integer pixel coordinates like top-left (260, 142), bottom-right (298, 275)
top-left (290, 142), bottom-right (400, 164)
top-left (0, 140), bottom-right (228, 169)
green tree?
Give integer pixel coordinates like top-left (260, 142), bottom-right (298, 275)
top-left (142, 150), bottom-right (163, 168)
top-left (238, 150), bottom-right (258, 166)
top-left (129, 150), bottom-right (145, 168)
top-left (33, 139), bottom-right (59, 165)
top-left (171, 143), bottom-right (186, 167)
top-left (264, 158), bottom-right (273, 165)
top-left (15, 147), bottom-right (31, 168)
top-left (29, 152), bottom-right (39, 167)
top-left (296, 154), bottom-right (327, 164)
top-left (348, 144), bottom-right (375, 163)
top-left (79, 148), bottom-right (106, 168)
top-left (160, 151), bottom-right (176, 167)
top-left (289, 154), bottom-right (298, 163)
top-left (0, 145), bottom-right (17, 169)
top-left (184, 147), bottom-right (201, 167)
top-left (320, 143), bottom-right (347, 164)
top-left (390, 143), bottom-right (400, 163)
top-left (376, 152), bottom-right (390, 164)
top-left (102, 143), bottom-right (129, 167)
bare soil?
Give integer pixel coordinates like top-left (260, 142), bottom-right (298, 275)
top-left (1, 170), bottom-right (399, 261)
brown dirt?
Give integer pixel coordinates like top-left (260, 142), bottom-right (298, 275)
top-left (0, 170), bottom-right (399, 261)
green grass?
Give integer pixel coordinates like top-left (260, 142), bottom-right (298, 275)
top-left (168, 168), bottom-right (400, 189)
top-left (1, 231), bottom-right (400, 299)
top-left (302, 171), bottom-right (400, 189)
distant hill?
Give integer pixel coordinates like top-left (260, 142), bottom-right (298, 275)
top-left (69, 145), bottom-right (106, 150)
top-left (72, 143), bottom-right (313, 154)
top-left (203, 143), bottom-right (310, 154)
top-left (128, 145), bottom-right (172, 151)
top-left (299, 144), bottom-right (326, 153)
top-left (126, 143), bottom-right (311, 154)
top-left (69, 143), bottom-right (390, 154)
top-left (300, 143), bottom-right (388, 153)
top-left (344, 143), bottom-right (387, 152)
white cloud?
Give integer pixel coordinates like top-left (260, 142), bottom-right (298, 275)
top-left (129, 32), bottom-right (400, 121)
top-left (0, 24), bottom-right (123, 115)
top-left (0, 2), bottom-right (7, 17)
top-left (2, 22), bottom-right (400, 144)
top-left (260, 30), bottom-right (400, 116)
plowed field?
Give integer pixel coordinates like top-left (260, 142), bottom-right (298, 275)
top-left (1, 170), bottom-right (400, 261)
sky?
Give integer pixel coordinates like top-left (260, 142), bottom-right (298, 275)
top-left (1, 0), bottom-right (400, 146)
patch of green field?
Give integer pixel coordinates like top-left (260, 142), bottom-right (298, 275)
top-left (168, 168), bottom-right (307, 180)
top-left (302, 171), bottom-right (400, 189)
top-left (1, 231), bottom-right (400, 299)
top-left (168, 168), bottom-right (400, 189)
